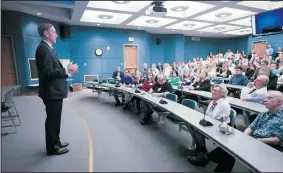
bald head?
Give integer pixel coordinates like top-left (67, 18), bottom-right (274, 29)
top-left (254, 75), bottom-right (269, 89)
top-left (264, 91), bottom-right (283, 111)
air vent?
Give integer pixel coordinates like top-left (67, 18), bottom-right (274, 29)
top-left (192, 37), bottom-right (200, 41)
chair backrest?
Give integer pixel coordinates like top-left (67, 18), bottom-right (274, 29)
top-left (182, 99), bottom-right (197, 109)
top-left (229, 109), bottom-right (237, 127)
top-left (166, 93), bottom-right (177, 102)
top-left (212, 79), bottom-right (224, 84)
top-left (4, 89), bottom-right (15, 107)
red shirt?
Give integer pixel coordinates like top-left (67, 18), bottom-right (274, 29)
top-left (141, 80), bottom-right (155, 92)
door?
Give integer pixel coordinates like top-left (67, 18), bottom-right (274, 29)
top-left (252, 41), bottom-right (266, 58)
top-left (124, 45), bottom-right (138, 74)
top-left (1, 36), bottom-right (17, 86)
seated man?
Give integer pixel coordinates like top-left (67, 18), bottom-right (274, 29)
top-left (228, 66), bottom-right (249, 98)
top-left (240, 75), bottom-right (269, 104)
top-left (140, 74), bottom-right (174, 125)
top-left (212, 91), bottom-right (283, 172)
top-left (257, 67), bottom-right (278, 90)
top-left (187, 84), bottom-right (231, 169)
top-left (113, 70), bottom-right (133, 106)
top-left (112, 66), bottom-right (124, 79)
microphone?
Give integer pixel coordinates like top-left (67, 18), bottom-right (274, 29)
top-left (199, 106), bottom-right (213, 127)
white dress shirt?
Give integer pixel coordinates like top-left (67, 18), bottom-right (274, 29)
top-left (43, 40), bottom-right (53, 49)
top-left (240, 86), bottom-right (267, 104)
top-left (206, 98), bottom-right (231, 123)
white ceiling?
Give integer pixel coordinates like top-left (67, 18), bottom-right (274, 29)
top-left (2, 1), bottom-right (283, 38)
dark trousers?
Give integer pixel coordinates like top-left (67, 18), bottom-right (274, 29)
top-left (208, 147), bottom-right (235, 172)
top-left (43, 99), bottom-right (63, 153)
top-left (113, 90), bottom-right (125, 103)
top-left (131, 96), bottom-right (141, 110)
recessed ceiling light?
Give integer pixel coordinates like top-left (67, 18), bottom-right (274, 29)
top-left (37, 12), bottom-right (41, 15)
top-left (112, 1), bottom-right (130, 4)
top-left (215, 12), bottom-right (232, 18)
top-left (97, 24), bottom-right (101, 26)
top-left (172, 30), bottom-right (175, 31)
top-left (145, 19), bottom-right (159, 24)
top-left (138, 27), bottom-right (141, 29)
top-left (184, 24), bottom-right (196, 27)
top-left (171, 6), bottom-right (189, 12)
top-left (215, 27), bottom-right (226, 30)
top-left (97, 14), bottom-right (113, 19)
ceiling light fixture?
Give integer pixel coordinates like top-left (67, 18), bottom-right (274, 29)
top-left (97, 14), bottom-right (113, 19)
top-left (170, 6), bottom-right (189, 12)
top-left (172, 30), bottom-right (175, 31)
top-left (112, 1), bottom-right (130, 4)
top-left (37, 12), bottom-right (41, 15)
top-left (215, 12), bottom-right (232, 18)
top-left (215, 27), bottom-right (226, 30)
top-left (145, 19), bottom-right (159, 24)
top-left (97, 24), bottom-right (101, 26)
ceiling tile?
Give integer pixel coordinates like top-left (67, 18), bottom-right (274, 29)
top-left (196, 24), bottom-right (242, 33)
top-left (80, 10), bottom-right (132, 24)
top-left (127, 16), bottom-right (177, 28)
top-left (165, 20), bottom-right (214, 30)
top-left (163, 1), bottom-right (215, 18)
top-left (193, 7), bottom-right (257, 23)
top-left (224, 28), bottom-right (252, 35)
top-left (228, 17), bottom-right (252, 26)
top-left (237, 1), bottom-right (283, 10)
top-left (87, 1), bottom-right (152, 12)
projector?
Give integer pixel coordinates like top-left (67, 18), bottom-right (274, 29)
top-left (145, 1), bottom-right (167, 17)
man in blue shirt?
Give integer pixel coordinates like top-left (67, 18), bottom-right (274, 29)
top-left (210, 91), bottom-right (283, 172)
top-left (113, 70), bottom-right (133, 106)
top-left (228, 66), bottom-right (249, 98)
top-left (229, 66), bottom-right (249, 85)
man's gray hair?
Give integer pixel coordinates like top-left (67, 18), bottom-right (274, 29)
top-left (258, 75), bottom-right (270, 86)
top-left (38, 23), bottom-right (54, 38)
top-left (267, 91), bottom-right (283, 103)
top-left (158, 73), bottom-right (166, 80)
top-left (214, 84), bottom-right (228, 98)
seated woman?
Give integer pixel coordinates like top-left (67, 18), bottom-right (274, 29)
top-left (217, 64), bottom-right (232, 78)
top-left (168, 70), bottom-right (180, 86)
top-left (123, 73), bottom-right (155, 114)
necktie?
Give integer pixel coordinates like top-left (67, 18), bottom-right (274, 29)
top-left (210, 100), bottom-right (217, 111)
top-left (248, 88), bottom-right (257, 94)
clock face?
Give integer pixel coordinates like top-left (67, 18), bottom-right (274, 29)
top-left (95, 48), bottom-right (103, 56)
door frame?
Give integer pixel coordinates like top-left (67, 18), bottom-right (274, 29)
top-left (251, 40), bottom-right (267, 54)
top-left (123, 44), bottom-right (139, 71)
top-left (2, 35), bottom-right (19, 85)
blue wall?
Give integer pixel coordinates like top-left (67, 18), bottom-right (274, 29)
top-left (247, 33), bottom-right (283, 54)
top-left (3, 10), bottom-right (281, 88)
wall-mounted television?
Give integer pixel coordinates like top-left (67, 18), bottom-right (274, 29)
top-left (28, 58), bottom-right (71, 80)
top-left (252, 8), bottom-right (283, 36)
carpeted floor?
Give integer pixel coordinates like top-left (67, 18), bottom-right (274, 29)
top-left (1, 90), bottom-right (249, 172)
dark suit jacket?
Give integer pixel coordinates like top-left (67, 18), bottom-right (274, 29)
top-left (245, 68), bottom-right (254, 80)
top-left (35, 41), bottom-right (68, 100)
top-left (112, 71), bottom-right (124, 79)
top-left (193, 79), bottom-right (211, 92)
top-left (268, 73), bottom-right (278, 90)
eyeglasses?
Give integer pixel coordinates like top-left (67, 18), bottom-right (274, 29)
top-left (265, 96), bottom-right (275, 100)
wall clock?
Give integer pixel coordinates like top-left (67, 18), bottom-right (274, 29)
top-left (95, 48), bottom-right (103, 56)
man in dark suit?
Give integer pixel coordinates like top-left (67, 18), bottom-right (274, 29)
top-left (35, 23), bottom-right (78, 156)
top-left (112, 67), bottom-right (124, 79)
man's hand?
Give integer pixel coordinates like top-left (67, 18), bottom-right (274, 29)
top-left (247, 82), bottom-right (254, 88)
top-left (67, 61), bottom-right (78, 74)
top-left (148, 88), bottom-right (153, 94)
top-left (242, 99), bottom-right (250, 102)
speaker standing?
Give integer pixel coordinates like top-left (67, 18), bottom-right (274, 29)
top-left (35, 23), bottom-right (78, 156)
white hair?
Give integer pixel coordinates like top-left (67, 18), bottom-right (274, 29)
top-left (267, 91), bottom-right (283, 103)
top-left (214, 84), bottom-right (228, 98)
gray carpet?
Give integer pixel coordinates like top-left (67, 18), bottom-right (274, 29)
top-left (2, 90), bottom-right (249, 172)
